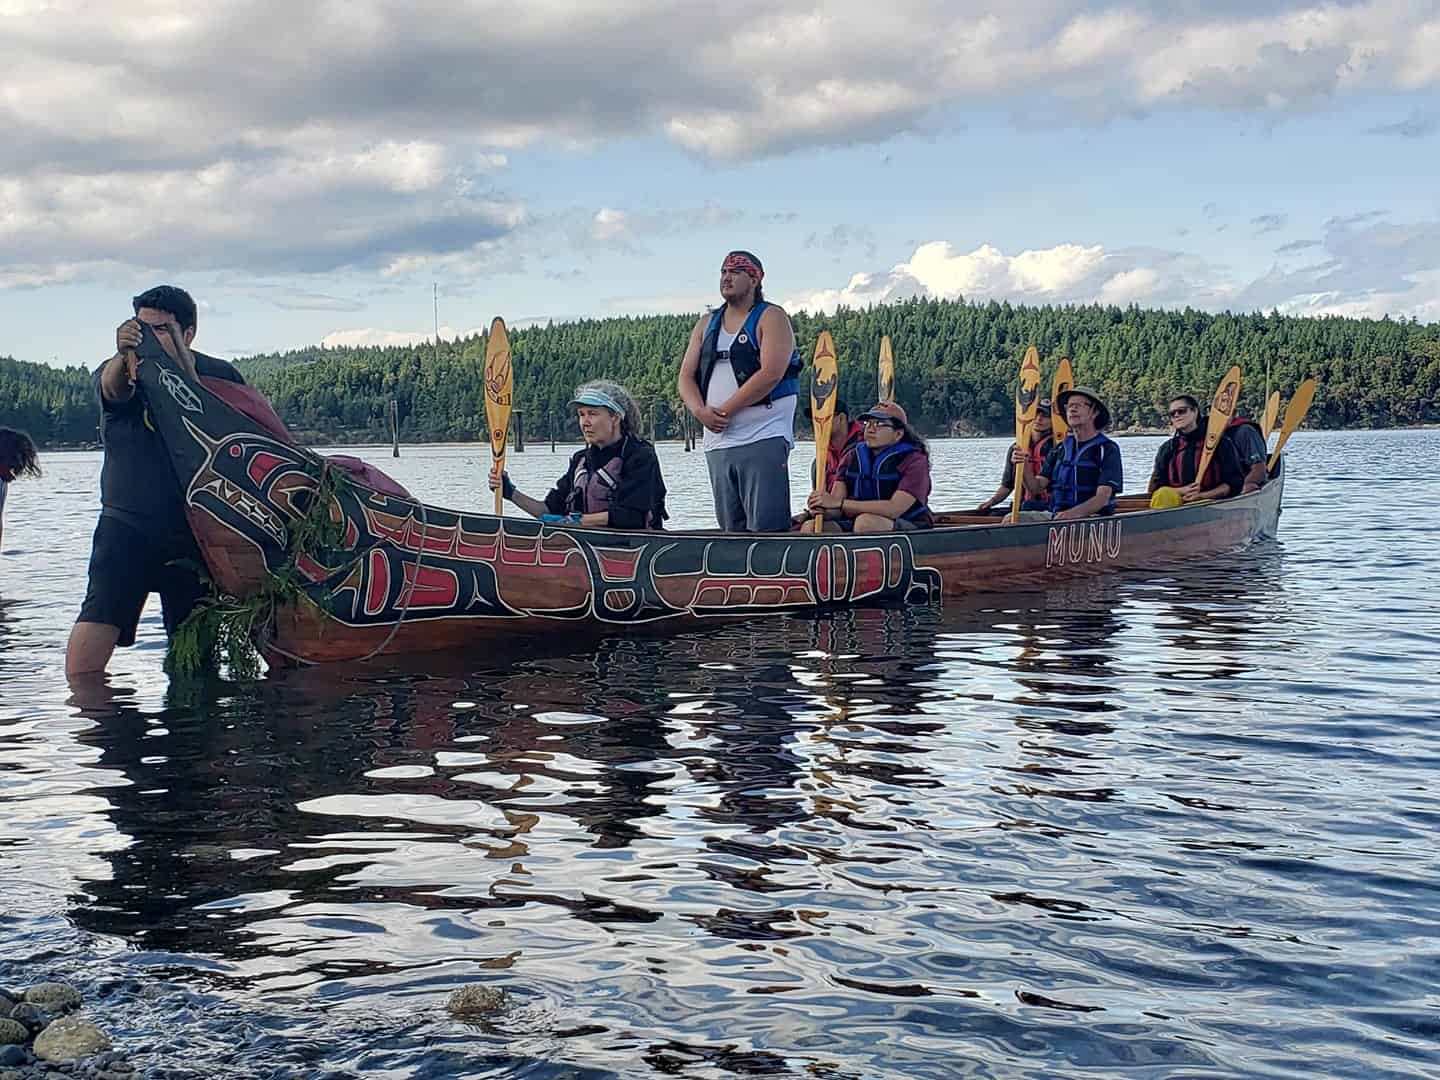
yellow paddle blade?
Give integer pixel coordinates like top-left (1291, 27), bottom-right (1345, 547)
top-left (878, 335), bottom-right (895, 403)
top-left (1260, 389), bottom-right (1281, 441)
top-left (1194, 364), bottom-right (1242, 488)
top-left (484, 316), bottom-right (513, 515)
top-left (1011, 345), bottom-right (1041, 524)
top-left (811, 331), bottom-right (839, 534)
top-left (1267, 376), bottom-right (1317, 470)
top-left (1051, 356), bottom-right (1074, 442)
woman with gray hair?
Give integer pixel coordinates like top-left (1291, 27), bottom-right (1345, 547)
top-left (489, 380), bottom-right (668, 529)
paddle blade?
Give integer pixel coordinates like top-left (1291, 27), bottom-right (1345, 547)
top-left (1260, 389), bottom-right (1281, 441)
top-left (811, 332), bottom-right (839, 533)
top-left (1194, 364), bottom-right (1242, 488)
top-left (1051, 356), bottom-right (1074, 442)
top-left (1011, 346), bottom-right (1042, 524)
top-left (1267, 376), bottom-right (1316, 470)
top-left (878, 335), bottom-right (895, 403)
top-left (484, 317), bottom-right (513, 515)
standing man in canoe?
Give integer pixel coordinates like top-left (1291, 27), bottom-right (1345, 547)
top-left (678, 250), bottom-right (801, 532)
top-left (976, 398), bottom-right (1055, 515)
top-left (490, 380), bottom-right (667, 529)
top-left (66, 286), bottom-right (246, 676)
top-left (1013, 387), bottom-right (1123, 519)
top-left (1147, 394), bottom-right (1245, 503)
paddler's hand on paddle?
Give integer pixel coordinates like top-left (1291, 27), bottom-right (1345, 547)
top-left (696, 405), bottom-right (729, 434)
top-left (101, 319), bottom-right (143, 404)
top-left (1178, 482), bottom-right (1204, 503)
top-left (487, 463), bottom-right (515, 501)
top-left (807, 487), bottom-right (843, 513)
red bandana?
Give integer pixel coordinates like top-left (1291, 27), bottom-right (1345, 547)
top-left (721, 254), bottom-right (763, 282)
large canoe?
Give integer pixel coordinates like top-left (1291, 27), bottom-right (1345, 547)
top-left (136, 333), bottom-right (1284, 667)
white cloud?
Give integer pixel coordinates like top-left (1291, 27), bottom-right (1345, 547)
top-left (1099, 267), bottom-right (1162, 305)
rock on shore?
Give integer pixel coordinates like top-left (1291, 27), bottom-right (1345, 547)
top-left (0, 979), bottom-right (136, 1079)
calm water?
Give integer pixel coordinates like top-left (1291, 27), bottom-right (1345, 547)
top-left (1, 431), bottom-right (1437, 1079)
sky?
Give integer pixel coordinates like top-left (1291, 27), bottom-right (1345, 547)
top-left (2, 0), bottom-right (1437, 369)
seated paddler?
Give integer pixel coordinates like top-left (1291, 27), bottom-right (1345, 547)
top-left (1012, 386), bottom-right (1123, 520)
top-left (976, 397), bottom-right (1055, 515)
top-left (804, 401), bottom-right (933, 533)
top-left (489, 381), bottom-right (668, 529)
top-left (1147, 394), bottom-right (1246, 503)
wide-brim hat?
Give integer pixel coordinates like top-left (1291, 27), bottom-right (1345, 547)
top-left (1056, 386), bottom-right (1111, 430)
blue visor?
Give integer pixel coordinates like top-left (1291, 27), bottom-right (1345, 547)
top-left (569, 388), bottom-right (623, 414)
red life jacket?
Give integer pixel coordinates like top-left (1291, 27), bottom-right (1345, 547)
top-left (1027, 432), bottom-right (1054, 477)
top-left (1166, 428), bottom-right (1219, 490)
top-left (823, 421), bottom-right (863, 489)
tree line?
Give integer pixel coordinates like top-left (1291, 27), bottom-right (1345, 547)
top-left (5, 298), bottom-right (1438, 446)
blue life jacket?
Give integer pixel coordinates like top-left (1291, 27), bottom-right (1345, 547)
top-left (1049, 433), bottom-right (1120, 515)
top-left (697, 302), bottom-right (801, 404)
top-left (843, 440), bottom-right (931, 524)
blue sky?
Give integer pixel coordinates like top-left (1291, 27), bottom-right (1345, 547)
top-left (3, 0), bottom-right (1437, 369)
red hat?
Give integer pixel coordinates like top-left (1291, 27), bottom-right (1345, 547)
top-left (857, 401), bottom-right (908, 426)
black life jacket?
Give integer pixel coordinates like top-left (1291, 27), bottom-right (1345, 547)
top-left (843, 440), bottom-right (931, 524)
top-left (1050, 433), bottom-right (1119, 514)
top-left (564, 435), bottom-right (667, 528)
top-left (696, 302), bottom-right (802, 405)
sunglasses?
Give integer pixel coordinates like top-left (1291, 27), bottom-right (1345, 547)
top-left (1167, 407), bottom-right (1192, 419)
top-left (862, 418), bottom-right (899, 430)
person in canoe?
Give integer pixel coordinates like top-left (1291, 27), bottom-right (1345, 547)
top-left (489, 381), bottom-right (668, 529)
top-left (677, 249), bottom-right (801, 533)
top-left (1223, 413), bottom-right (1269, 494)
top-left (66, 286), bottom-right (246, 676)
top-left (1012, 387), bottom-right (1123, 519)
top-left (805, 396), bottom-right (862, 491)
top-left (0, 427), bottom-right (41, 552)
top-left (804, 401), bottom-right (933, 532)
top-left (976, 398), bottom-right (1055, 515)
top-left (1147, 394), bottom-right (1245, 503)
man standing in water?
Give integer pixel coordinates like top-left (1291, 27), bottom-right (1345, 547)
top-left (66, 286), bottom-right (245, 676)
top-left (677, 251), bottom-right (800, 532)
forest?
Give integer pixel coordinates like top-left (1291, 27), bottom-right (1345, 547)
top-left (4, 298), bottom-right (1437, 446)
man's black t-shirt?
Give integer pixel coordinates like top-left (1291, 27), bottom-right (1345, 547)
top-left (543, 436), bottom-right (667, 529)
top-left (93, 351), bottom-right (245, 539)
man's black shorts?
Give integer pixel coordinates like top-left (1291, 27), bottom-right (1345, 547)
top-left (76, 516), bottom-right (208, 647)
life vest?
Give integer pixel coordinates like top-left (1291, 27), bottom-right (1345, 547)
top-left (564, 435), bottom-right (666, 528)
top-left (1025, 431), bottom-right (1054, 479)
top-left (843, 440), bottom-right (931, 524)
top-left (1050, 433), bottom-right (1119, 514)
top-left (697, 302), bottom-right (802, 404)
top-left (1165, 427), bottom-right (1220, 491)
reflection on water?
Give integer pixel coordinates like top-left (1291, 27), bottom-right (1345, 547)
top-left (3, 431), bottom-right (1440, 1077)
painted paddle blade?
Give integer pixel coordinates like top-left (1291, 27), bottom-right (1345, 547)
top-left (1051, 356), bottom-right (1074, 442)
top-left (811, 332), bottom-right (839, 534)
top-left (1267, 376), bottom-right (1316, 470)
top-left (1261, 389), bottom-right (1281, 441)
top-left (484, 317), bottom-right (513, 516)
top-left (1011, 345), bottom-right (1041, 524)
top-left (1194, 364), bottom-right (1242, 490)
top-left (878, 335), bottom-right (895, 404)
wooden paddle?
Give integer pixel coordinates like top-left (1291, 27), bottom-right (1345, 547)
top-left (810, 331), bottom-right (839, 535)
top-left (1260, 389), bottom-right (1281, 441)
top-left (1194, 365), bottom-right (1242, 490)
top-left (878, 335), bottom-right (895, 403)
top-left (1051, 356), bottom-right (1074, 442)
top-left (1010, 345), bottom-right (1041, 525)
top-left (483, 316), bottom-right (513, 516)
top-left (1266, 376), bottom-right (1316, 471)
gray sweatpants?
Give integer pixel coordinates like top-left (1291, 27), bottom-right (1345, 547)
top-left (705, 437), bottom-right (792, 532)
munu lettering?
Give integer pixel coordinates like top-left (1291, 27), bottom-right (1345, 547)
top-left (1046, 520), bottom-right (1123, 568)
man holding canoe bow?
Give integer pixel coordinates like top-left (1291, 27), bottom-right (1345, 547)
top-left (1012, 387), bottom-right (1123, 519)
top-left (490, 381), bottom-right (667, 529)
top-left (677, 250), bottom-right (801, 533)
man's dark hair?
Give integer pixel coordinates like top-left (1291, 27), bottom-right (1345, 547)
top-left (0, 428), bottom-right (41, 478)
top-left (132, 285), bottom-right (198, 332)
top-left (1170, 394), bottom-right (1201, 412)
